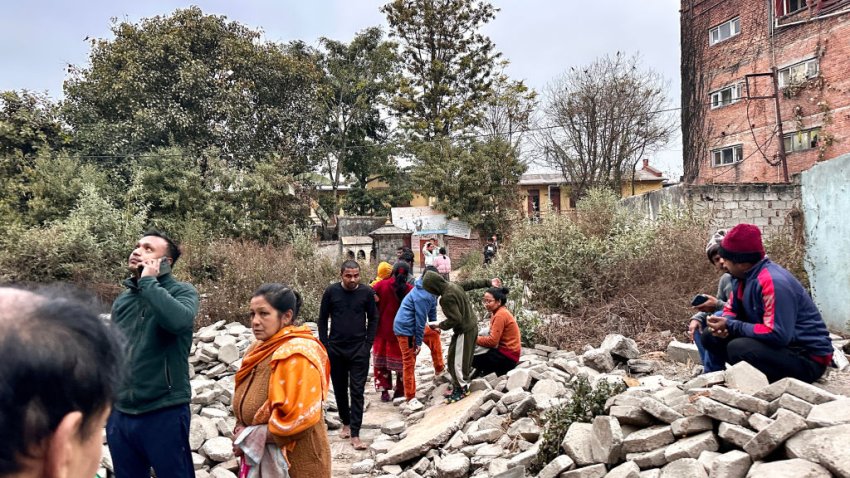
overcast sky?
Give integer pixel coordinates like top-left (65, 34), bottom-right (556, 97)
top-left (0, 0), bottom-right (683, 177)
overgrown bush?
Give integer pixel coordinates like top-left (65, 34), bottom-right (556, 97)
top-left (0, 186), bottom-right (148, 285)
top-left (458, 188), bottom-right (718, 351)
top-left (530, 376), bottom-right (626, 473)
top-left (189, 239), bottom-right (338, 328)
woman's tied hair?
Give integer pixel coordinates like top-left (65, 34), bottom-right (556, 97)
top-left (253, 283), bottom-right (304, 325)
top-left (392, 261), bottom-right (411, 300)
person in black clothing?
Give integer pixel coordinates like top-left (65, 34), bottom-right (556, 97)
top-left (318, 260), bottom-right (378, 450)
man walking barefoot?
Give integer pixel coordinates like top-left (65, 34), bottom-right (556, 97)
top-left (318, 260), bottom-right (378, 450)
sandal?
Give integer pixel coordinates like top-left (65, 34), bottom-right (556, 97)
top-left (381, 391), bottom-right (391, 402)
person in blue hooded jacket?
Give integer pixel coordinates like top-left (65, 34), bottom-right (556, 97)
top-left (393, 275), bottom-right (440, 404)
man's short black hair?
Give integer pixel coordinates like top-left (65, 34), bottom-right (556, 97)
top-left (340, 259), bottom-right (361, 273)
top-left (141, 229), bottom-right (181, 264)
top-left (0, 287), bottom-right (124, 474)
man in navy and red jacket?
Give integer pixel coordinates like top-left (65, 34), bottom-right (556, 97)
top-left (702, 223), bottom-right (832, 383)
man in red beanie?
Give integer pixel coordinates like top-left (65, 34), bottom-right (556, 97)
top-left (702, 223), bottom-right (833, 383)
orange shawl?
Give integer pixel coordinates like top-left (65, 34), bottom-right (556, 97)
top-left (235, 325), bottom-right (330, 445)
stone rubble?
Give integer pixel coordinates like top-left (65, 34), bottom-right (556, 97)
top-left (96, 320), bottom-right (850, 478)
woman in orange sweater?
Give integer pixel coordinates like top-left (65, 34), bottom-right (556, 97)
top-left (473, 287), bottom-right (522, 377)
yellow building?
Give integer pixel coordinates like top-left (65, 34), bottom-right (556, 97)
top-left (518, 159), bottom-right (666, 219)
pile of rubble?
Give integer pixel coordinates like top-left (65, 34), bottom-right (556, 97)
top-left (98, 318), bottom-right (850, 478)
top-left (352, 333), bottom-right (850, 478)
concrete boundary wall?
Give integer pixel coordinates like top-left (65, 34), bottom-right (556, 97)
top-left (801, 153), bottom-right (850, 330)
top-left (621, 182), bottom-right (802, 238)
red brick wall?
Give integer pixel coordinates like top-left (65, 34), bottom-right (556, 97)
top-left (444, 236), bottom-right (481, 268)
top-left (682, 1), bottom-right (850, 184)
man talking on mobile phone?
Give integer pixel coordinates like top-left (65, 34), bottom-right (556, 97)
top-left (107, 230), bottom-right (199, 478)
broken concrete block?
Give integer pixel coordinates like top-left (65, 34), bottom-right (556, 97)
top-left (583, 348), bottom-right (616, 373)
top-left (710, 450), bottom-right (751, 478)
top-left (562, 422), bottom-right (596, 466)
top-left (747, 413), bottom-right (774, 432)
top-left (641, 397), bottom-right (684, 424)
top-left (746, 458), bottom-right (831, 478)
top-left (785, 424), bottom-right (850, 477)
top-left (660, 458), bottom-right (707, 478)
top-left (663, 431), bottom-right (719, 462)
top-left (626, 448), bottom-right (668, 470)
top-left (683, 371), bottom-right (727, 391)
top-left (723, 361), bottom-right (769, 395)
top-left (623, 425), bottom-right (676, 454)
top-left (638, 470), bottom-right (661, 478)
top-left (709, 386), bottom-right (770, 414)
top-left (671, 416), bottom-right (713, 438)
top-left (537, 455), bottom-right (575, 478)
top-left (435, 453), bottom-right (469, 478)
top-left (697, 450), bottom-right (720, 473)
top-left (806, 398), bottom-right (850, 427)
top-left (743, 409), bottom-right (808, 460)
top-left (601, 334), bottom-right (641, 360)
top-left (605, 461), bottom-right (641, 478)
top-left (754, 378), bottom-right (837, 404)
top-left (560, 463), bottom-right (607, 478)
top-left (694, 397), bottom-right (749, 427)
top-left (591, 415), bottom-right (624, 464)
top-left (666, 340), bottom-right (701, 365)
top-left (505, 368), bottom-right (532, 391)
top-left (610, 406), bottom-right (655, 427)
top-left (718, 422), bottom-right (757, 448)
top-left (769, 393), bottom-right (813, 418)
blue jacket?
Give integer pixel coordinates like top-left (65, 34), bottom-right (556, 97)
top-left (393, 278), bottom-right (436, 347)
top-left (723, 258), bottom-right (832, 360)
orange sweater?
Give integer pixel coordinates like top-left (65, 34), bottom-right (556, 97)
top-left (476, 307), bottom-right (521, 355)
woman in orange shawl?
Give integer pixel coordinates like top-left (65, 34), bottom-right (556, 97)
top-left (233, 283), bottom-right (331, 477)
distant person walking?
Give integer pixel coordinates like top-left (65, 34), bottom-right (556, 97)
top-left (318, 260), bottom-right (378, 450)
top-left (108, 231), bottom-right (199, 478)
top-left (372, 262), bottom-right (413, 402)
top-left (434, 247), bottom-right (452, 280)
top-left (483, 236), bottom-right (498, 266)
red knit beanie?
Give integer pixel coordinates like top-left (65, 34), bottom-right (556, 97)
top-left (718, 223), bottom-right (765, 264)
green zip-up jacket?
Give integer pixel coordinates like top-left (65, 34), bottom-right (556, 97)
top-left (111, 264), bottom-right (199, 415)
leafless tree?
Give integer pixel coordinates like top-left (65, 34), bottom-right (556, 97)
top-left (535, 53), bottom-right (677, 201)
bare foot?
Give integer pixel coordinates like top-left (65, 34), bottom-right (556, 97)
top-left (351, 437), bottom-right (368, 450)
top-left (339, 425), bottom-right (351, 439)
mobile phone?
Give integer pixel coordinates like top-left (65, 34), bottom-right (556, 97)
top-left (691, 294), bottom-right (709, 307)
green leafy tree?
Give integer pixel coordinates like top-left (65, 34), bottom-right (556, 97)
top-left (0, 90), bottom-right (67, 157)
top-left (312, 27), bottom-right (403, 223)
top-left (412, 137), bottom-right (525, 234)
top-left (62, 7), bottom-right (322, 171)
top-left (381, 0), bottom-right (501, 139)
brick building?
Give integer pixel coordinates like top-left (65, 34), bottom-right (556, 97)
top-left (681, 0), bottom-right (850, 184)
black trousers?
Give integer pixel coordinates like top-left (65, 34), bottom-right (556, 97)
top-left (327, 341), bottom-right (370, 437)
top-left (700, 334), bottom-right (826, 383)
top-left (472, 348), bottom-right (518, 378)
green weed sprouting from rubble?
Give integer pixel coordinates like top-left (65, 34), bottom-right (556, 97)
top-left (529, 376), bottom-right (627, 473)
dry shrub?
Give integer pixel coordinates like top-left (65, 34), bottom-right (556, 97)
top-left (479, 189), bottom-right (722, 352)
top-left (188, 240), bottom-right (338, 329)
